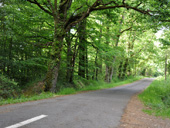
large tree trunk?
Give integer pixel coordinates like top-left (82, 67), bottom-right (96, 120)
top-left (44, 0), bottom-right (73, 92)
top-left (45, 23), bottom-right (65, 92)
top-left (122, 58), bottom-right (129, 79)
top-left (95, 50), bottom-right (99, 80)
top-left (78, 45), bottom-right (86, 78)
top-left (105, 26), bottom-right (110, 82)
top-left (78, 20), bottom-right (86, 78)
top-left (44, 0), bottom-right (68, 92)
top-left (69, 37), bottom-right (79, 83)
top-left (118, 61), bottom-right (123, 79)
top-left (85, 45), bottom-right (89, 80)
top-left (66, 31), bottom-right (79, 83)
top-left (45, 37), bottom-right (64, 92)
top-left (7, 38), bottom-right (12, 76)
top-left (105, 65), bottom-right (110, 82)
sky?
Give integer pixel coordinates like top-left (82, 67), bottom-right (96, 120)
top-left (154, 29), bottom-right (164, 47)
top-left (155, 29), bottom-right (164, 39)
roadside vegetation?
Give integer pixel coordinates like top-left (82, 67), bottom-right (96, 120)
top-left (1, 1), bottom-right (170, 111)
top-left (0, 76), bottom-right (142, 105)
top-left (139, 77), bottom-right (170, 118)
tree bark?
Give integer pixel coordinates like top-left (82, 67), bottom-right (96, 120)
top-left (45, 33), bottom-right (64, 92)
top-left (78, 20), bottom-right (86, 78)
top-left (69, 36), bottom-right (79, 83)
top-left (66, 30), bottom-right (79, 83)
top-left (85, 44), bottom-right (89, 80)
top-left (7, 38), bottom-right (13, 76)
top-left (121, 58), bottom-right (129, 79)
top-left (105, 65), bottom-right (110, 82)
top-left (105, 26), bottom-right (111, 82)
top-left (95, 50), bottom-right (99, 80)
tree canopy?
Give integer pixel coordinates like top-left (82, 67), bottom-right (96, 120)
top-left (0, 0), bottom-right (170, 96)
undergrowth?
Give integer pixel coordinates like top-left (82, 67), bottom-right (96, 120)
top-left (0, 92), bottom-right (55, 105)
top-left (0, 75), bottom-right (21, 100)
top-left (0, 76), bottom-right (143, 105)
top-left (139, 76), bottom-right (170, 118)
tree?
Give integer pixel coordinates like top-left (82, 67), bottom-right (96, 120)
top-left (25, 0), bottom-right (159, 92)
top-left (78, 20), bottom-right (87, 78)
top-left (2, 0), bottom-right (170, 93)
top-left (159, 30), bottom-right (170, 80)
top-left (0, 1), bottom-right (49, 86)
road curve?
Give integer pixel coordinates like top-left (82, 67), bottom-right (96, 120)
top-left (0, 78), bottom-right (154, 128)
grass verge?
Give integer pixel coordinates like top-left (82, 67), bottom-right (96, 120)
top-left (0, 92), bottom-right (56, 106)
top-left (0, 76), bottom-right (143, 106)
top-left (139, 77), bottom-right (170, 118)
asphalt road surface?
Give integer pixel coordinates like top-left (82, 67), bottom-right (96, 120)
top-left (0, 78), bottom-right (154, 128)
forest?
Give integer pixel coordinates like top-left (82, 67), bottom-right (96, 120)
top-left (0, 0), bottom-right (170, 100)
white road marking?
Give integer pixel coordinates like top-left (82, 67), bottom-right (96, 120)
top-left (5, 115), bottom-right (48, 128)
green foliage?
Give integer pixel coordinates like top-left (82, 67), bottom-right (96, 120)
top-left (139, 77), bottom-right (170, 118)
top-left (0, 92), bottom-right (55, 106)
top-left (159, 38), bottom-right (170, 46)
top-left (73, 79), bottom-right (86, 89)
top-left (0, 75), bottom-right (20, 99)
top-left (22, 78), bottom-right (46, 96)
top-left (76, 76), bottom-right (143, 91)
top-left (0, 2), bottom-right (49, 87)
top-left (0, 76), bottom-right (142, 105)
top-left (1, 0), bottom-right (169, 98)
top-left (57, 88), bottom-right (76, 95)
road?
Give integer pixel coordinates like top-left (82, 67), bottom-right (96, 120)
top-left (0, 78), bottom-right (154, 128)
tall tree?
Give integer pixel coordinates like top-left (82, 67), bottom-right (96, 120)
top-left (78, 20), bottom-right (87, 78)
top-left (26, 0), bottom-right (157, 92)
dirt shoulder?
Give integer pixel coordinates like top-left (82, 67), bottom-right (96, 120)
top-left (117, 92), bottom-right (170, 128)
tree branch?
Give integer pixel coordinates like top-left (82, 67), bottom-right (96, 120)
top-left (72, 6), bottom-right (83, 15)
top-left (161, 20), bottom-right (170, 22)
top-left (92, 5), bottom-right (151, 16)
top-left (34, 42), bottom-right (54, 48)
top-left (120, 27), bottom-right (132, 33)
top-left (65, 2), bottom-right (152, 30)
top-left (64, 0), bottom-right (102, 30)
top-left (47, 0), bottom-right (55, 17)
top-left (59, 0), bottom-right (72, 13)
top-left (26, 35), bottom-right (53, 41)
top-left (27, 0), bottom-right (53, 16)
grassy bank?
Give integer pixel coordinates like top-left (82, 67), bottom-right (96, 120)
top-left (0, 76), bottom-right (143, 106)
top-left (139, 77), bottom-right (170, 118)
top-left (58, 76), bottom-right (143, 95)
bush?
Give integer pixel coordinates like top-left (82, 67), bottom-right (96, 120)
top-left (0, 75), bottom-right (20, 99)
